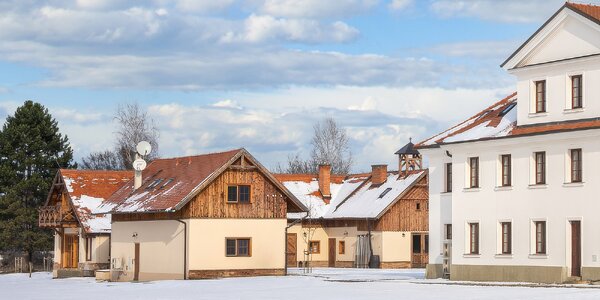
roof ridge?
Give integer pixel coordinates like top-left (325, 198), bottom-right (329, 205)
top-left (415, 92), bottom-right (516, 148)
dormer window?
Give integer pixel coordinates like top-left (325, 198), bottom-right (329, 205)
top-left (535, 80), bottom-right (546, 113)
top-left (571, 75), bottom-right (582, 109)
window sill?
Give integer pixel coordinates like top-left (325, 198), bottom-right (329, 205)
top-left (528, 184), bottom-right (547, 189)
top-left (494, 254), bottom-right (513, 259)
top-left (494, 186), bottom-right (513, 191)
top-left (463, 188), bottom-right (481, 193)
top-left (563, 182), bottom-right (584, 187)
top-left (528, 254), bottom-right (548, 259)
top-left (564, 108), bottom-right (584, 114)
top-left (463, 254), bottom-right (481, 258)
top-left (529, 112), bottom-right (548, 118)
top-left (440, 191), bottom-right (453, 195)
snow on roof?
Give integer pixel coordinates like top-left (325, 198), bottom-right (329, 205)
top-left (325, 171), bottom-right (425, 219)
top-left (277, 171), bottom-right (423, 220)
top-left (60, 169), bottom-right (132, 234)
top-left (416, 93), bottom-right (517, 148)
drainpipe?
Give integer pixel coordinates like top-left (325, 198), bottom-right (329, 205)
top-left (176, 220), bottom-right (187, 280)
top-left (367, 218), bottom-right (373, 268)
top-left (284, 213), bottom-right (307, 276)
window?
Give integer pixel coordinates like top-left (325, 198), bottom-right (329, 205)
top-left (445, 163), bottom-right (452, 192)
top-left (501, 222), bottom-right (512, 255)
top-left (146, 178), bottom-right (163, 190)
top-left (309, 241), bottom-right (320, 254)
top-left (226, 238), bottom-right (251, 257)
top-left (535, 221), bottom-right (546, 254)
top-left (469, 157), bottom-right (479, 188)
top-left (501, 155), bottom-right (511, 187)
top-left (339, 241), bottom-right (345, 255)
top-left (445, 224), bottom-right (452, 240)
top-left (535, 152), bottom-right (546, 185)
top-left (571, 149), bottom-right (582, 183)
top-left (85, 237), bottom-right (93, 261)
top-left (469, 223), bottom-right (479, 254)
top-left (379, 188), bottom-right (392, 198)
top-left (227, 185), bottom-right (251, 203)
top-left (571, 75), bottom-right (582, 109)
top-left (535, 80), bottom-right (546, 113)
top-left (416, 202), bottom-right (421, 210)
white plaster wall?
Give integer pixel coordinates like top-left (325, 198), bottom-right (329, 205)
top-left (442, 129), bottom-right (600, 274)
top-left (421, 148), bottom-right (452, 265)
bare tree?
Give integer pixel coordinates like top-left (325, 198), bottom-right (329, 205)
top-left (309, 117), bottom-right (353, 175)
top-left (278, 117), bottom-right (353, 175)
top-left (114, 103), bottom-right (159, 169)
top-left (80, 102), bottom-right (159, 170)
top-left (80, 150), bottom-right (121, 170)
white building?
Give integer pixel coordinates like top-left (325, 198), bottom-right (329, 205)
top-left (419, 2), bottom-right (600, 283)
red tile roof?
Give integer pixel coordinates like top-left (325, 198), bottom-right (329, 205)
top-left (567, 2), bottom-right (600, 22)
top-left (60, 169), bottom-right (132, 233)
top-left (109, 149), bottom-right (241, 213)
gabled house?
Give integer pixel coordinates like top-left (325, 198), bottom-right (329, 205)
top-left (276, 142), bottom-right (429, 269)
top-left (419, 2), bottom-right (600, 283)
top-left (39, 169), bottom-right (132, 278)
top-left (106, 148), bottom-right (307, 281)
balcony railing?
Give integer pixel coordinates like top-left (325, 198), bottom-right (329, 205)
top-left (38, 206), bottom-right (64, 228)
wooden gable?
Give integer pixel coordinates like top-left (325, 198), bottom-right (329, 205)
top-left (373, 174), bottom-right (429, 232)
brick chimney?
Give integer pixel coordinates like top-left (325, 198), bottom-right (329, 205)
top-left (318, 164), bottom-right (331, 203)
top-left (371, 164), bottom-right (388, 186)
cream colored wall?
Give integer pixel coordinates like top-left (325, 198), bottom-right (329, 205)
top-left (188, 219), bottom-right (286, 270)
top-left (380, 231), bottom-right (411, 262)
top-left (53, 232), bottom-right (61, 265)
top-left (94, 235), bottom-right (110, 265)
top-left (289, 224), bottom-right (391, 264)
top-left (111, 220), bottom-right (185, 281)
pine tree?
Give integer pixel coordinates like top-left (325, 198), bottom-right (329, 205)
top-left (0, 101), bottom-right (75, 261)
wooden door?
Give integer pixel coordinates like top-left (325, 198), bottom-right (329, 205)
top-left (286, 233), bottom-right (297, 267)
top-left (571, 221), bottom-right (581, 277)
top-left (134, 243), bottom-right (140, 281)
top-left (411, 233), bottom-right (428, 268)
top-left (62, 234), bottom-right (79, 269)
top-left (328, 238), bottom-right (336, 267)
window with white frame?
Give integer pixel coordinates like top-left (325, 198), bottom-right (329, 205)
top-left (532, 220), bottom-right (546, 255)
top-left (570, 148), bottom-right (582, 183)
top-left (468, 157), bottom-right (479, 188)
top-left (500, 222), bottom-right (511, 255)
top-left (499, 154), bottom-right (511, 187)
top-left (468, 222), bottom-right (479, 255)
top-left (571, 75), bottom-right (583, 109)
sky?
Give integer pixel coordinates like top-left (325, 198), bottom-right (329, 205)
top-left (0, 0), bottom-right (595, 172)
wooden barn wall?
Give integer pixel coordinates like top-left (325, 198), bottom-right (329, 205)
top-left (373, 175), bottom-right (429, 232)
top-left (181, 169), bottom-right (289, 219)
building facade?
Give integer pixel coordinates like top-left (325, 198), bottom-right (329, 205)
top-left (106, 149), bottom-right (307, 281)
top-left (420, 3), bottom-right (600, 283)
top-left (39, 169), bottom-right (132, 278)
top-left (277, 143), bottom-right (429, 269)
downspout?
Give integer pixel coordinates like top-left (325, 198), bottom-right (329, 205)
top-left (176, 219), bottom-right (187, 280)
top-left (284, 213), bottom-right (308, 276)
top-left (367, 218), bottom-right (373, 268)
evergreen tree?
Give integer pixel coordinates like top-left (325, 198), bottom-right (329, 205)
top-left (0, 101), bottom-right (75, 260)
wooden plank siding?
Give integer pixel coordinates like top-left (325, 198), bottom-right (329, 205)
top-left (113, 168), bottom-right (290, 222)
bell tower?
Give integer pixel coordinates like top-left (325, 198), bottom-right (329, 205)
top-left (395, 138), bottom-right (422, 177)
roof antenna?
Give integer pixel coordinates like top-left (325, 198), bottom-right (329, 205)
top-left (133, 141), bottom-right (152, 190)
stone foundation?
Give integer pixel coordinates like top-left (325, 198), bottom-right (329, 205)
top-left (426, 264), bottom-right (444, 279)
top-left (451, 264), bottom-right (568, 283)
top-left (380, 261), bottom-right (411, 269)
top-left (189, 269), bottom-right (285, 279)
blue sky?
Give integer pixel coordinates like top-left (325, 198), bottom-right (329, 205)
top-left (0, 0), bottom-right (591, 172)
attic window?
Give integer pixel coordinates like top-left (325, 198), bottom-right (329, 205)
top-left (160, 178), bottom-right (175, 189)
top-left (146, 178), bottom-right (163, 189)
top-left (379, 188), bottom-right (392, 199)
top-left (499, 103), bottom-right (516, 116)
top-left (475, 110), bottom-right (491, 121)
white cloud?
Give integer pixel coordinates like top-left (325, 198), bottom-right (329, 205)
top-left (256, 0), bottom-right (379, 18)
top-left (388, 0), bottom-right (413, 11)
top-left (223, 14), bottom-right (359, 43)
top-left (348, 97), bottom-right (377, 111)
top-left (212, 99), bottom-right (242, 109)
top-left (429, 0), bottom-right (566, 23)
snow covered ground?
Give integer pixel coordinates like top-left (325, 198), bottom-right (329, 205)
top-left (3, 269), bottom-right (600, 300)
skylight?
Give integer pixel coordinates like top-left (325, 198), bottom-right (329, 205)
top-left (499, 102), bottom-right (516, 116)
top-left (146, 178), bottom-right (163, 189)
top-left (379, 188), bottom-right (392, 199)
top-left (160, 178), bottom-right (175, 189)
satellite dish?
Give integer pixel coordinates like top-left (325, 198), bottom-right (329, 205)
top-left (136, 141), bottom-right (152, 156)
top-left (133, 159), bottom-right (147, 171)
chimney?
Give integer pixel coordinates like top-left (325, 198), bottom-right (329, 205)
top-left (134, 153), bottom-right (143, 190)
top-left (318, 164), bottom-right (331, 203)
top-left (371, 164), bottom-right (388, 186)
